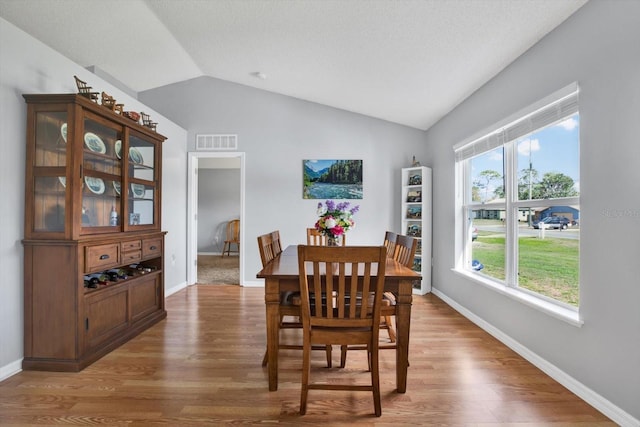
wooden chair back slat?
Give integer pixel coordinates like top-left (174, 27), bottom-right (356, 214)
top-left (257, 231), bottom-right (278, 267)
top-left (306, 228), bottom-right (346, 246)
top-left (383, 231), bottom-right (397, 259)
top-left (271, 230), bottom-right (283, 256)
top-left (394, 234), bottom-right (418, 268)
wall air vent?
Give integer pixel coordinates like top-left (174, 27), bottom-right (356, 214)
top-left (196, 134), bottom-right (238, 151)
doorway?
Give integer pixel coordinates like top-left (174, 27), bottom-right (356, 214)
top-left (187, 152), bottom-right (245, 286)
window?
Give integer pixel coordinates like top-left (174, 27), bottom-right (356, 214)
top-left (455, 83), bottom-right (580, 310)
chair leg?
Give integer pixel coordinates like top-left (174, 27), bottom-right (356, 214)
top-left (261, 348), bottom-right (268, 366)
top-left (384, 315), bottom-right (396, 342)
top-left (370, 344), bottom-right (381, 417)
top-left (340, 345), bottom-right (347, 368)
top-left (300, 342), bottom-right (311, 415)
top-left (325, 344), bottom-right (332, 368)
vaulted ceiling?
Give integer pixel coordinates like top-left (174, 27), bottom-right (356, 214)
top-left (0, 0), bottom-right (587, 130)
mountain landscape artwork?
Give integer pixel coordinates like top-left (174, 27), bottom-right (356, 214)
top-left (303, 159), bottom-right (363, 199)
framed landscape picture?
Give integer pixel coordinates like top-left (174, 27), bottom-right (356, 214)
top-left (303, 159), bottom-right (363, 199)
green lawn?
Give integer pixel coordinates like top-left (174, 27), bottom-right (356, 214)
top-left (472, 234), bottom-right (579, 306)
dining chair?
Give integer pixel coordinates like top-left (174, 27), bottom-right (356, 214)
top-left (297, 245), bottom-right (387, 416)
top-left (340, 234), bottom-right (417, 367)
top-left (380, 234), bottom-right (418, 342)
top-left (222, 219), bottom-right (240, 257)
top-left (381, 231), bottom-right (398, 341)
top-left (306, 228), bottom-right (346, 246)
top-left (383, 231), bottom-right (397, 259)
top-left (257, 232), bottom-right (332, 368)
top-left (271, 230), bottom-right (283, 256)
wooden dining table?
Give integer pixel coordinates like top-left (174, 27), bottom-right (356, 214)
top-left (256, 245), bottom-right (421, 392)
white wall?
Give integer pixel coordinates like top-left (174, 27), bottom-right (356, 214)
top-left (198, 168), bottom-right (241, 253)
top-left (0, 18), bottom-right (189, 379)
top-left (423, 0), bottom-right (640, 423)
top-left (140, 77), bottom-right (427, 286)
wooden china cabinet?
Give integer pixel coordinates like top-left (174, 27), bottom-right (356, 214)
top-left (22, 94), bottom-right (167, 371)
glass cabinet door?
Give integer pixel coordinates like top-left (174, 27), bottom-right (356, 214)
top-left (81, 116), bottom-right (123, 231)
top-left (127, 133), bottom-right (156, 227)
top-left (31, 110), bottom-right (68, 234)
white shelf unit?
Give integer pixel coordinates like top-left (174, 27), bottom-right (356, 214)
top-left (401, 166), bottom-right (432, 295)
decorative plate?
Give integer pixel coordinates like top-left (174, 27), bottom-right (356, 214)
top-left (84, 132), bottom-right (106, 154)
top-left (114, 140), bottom-right (122, 159)
top-left (129, 147), bottom-right (143, 164)
top-left (85, 176), bottom-right (105, 194)
top-left (60, 123), bottom-right (67, 143)
top-left (113, 181), bottom-right (121, 195)
top-left (131, 183), bottom-right (145, 198)
top-left (58, 176), bottom-right (66, 187)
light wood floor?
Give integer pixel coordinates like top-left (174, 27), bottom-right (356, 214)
top-left (0, 285), bottom-right (614, 426)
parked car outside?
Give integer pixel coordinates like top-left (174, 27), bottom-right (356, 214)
top-left (532, 216), bottom-right (571, 230)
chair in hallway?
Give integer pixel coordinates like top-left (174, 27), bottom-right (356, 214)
top-left (297, 245), bottom-right (387, 416)
top-left (222, 219), bottom-right (240, 257)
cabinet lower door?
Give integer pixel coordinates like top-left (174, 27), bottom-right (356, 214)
top-left (131, 274), bottom-right (162, 322)
top-left (85, 287), bottom-right (129, 350)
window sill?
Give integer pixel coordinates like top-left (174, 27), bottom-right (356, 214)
top-left (451, 268), bottom-right (583, 327)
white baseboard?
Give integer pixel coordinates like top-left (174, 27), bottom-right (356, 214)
top-left (0, 358), bottom-right (22, 383)
top-left (241, 280), bottom-right (264, 288)
top-left (197, 252), bottom-right (238, 257)
top-left (166, 280), bottom-right (188, 297)
top-left (432, 288), bottom-right (640, 427)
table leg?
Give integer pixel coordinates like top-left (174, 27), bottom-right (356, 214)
top-left (265, 278), bottom-right (281, 391)
top-left (394, 279), bottom-right (413, 393)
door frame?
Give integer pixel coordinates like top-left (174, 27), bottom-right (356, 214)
top-left (187, 151), bottom-right (246, 286)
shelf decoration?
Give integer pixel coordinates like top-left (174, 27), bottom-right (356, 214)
top-left (101, 92), bottom-right (124, 114)
top-left (141, 112), bottom-right (157, 131)
top-left (123, 111), bottom-right (140, 123)
top-left (74, 75), bottom-right (99, 102)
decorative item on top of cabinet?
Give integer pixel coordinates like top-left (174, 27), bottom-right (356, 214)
top-left (140, 112), bottom-right (157, 131)
top-left (74, 75), bottom-right (99, 102)
top-left (22, 93), bottom-right (167, 372)
top-left (101, 92), bottom-right (124, 114)
top-left (401, 166), bottom-right (432, 295)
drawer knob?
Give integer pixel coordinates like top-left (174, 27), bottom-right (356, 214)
top-left (99, 254), bottom-right (110, 260)
top-left (149, 245), bottom-right (157, 250)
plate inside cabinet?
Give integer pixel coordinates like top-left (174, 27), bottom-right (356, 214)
top-left (60, 123), bottom-right (67, 143)
top-left (84, 132), bottom-right (106, 154)
top-left (59, 176), bottom-right (66, 187)
top-left (131, 183), bottom-right (145, 198)
top-left (129, 147), bottom-right (143, 164)
top-left (114, 140), bottom-right (122, 159)
top-left (113, 181), bottom-right (121, 195)
top-left (85, 176), bottom-right (105, 194)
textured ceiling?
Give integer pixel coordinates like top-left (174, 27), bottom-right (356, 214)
top-left (0, 0), bottom-right (587, 130)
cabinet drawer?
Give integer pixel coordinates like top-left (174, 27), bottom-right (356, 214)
top-left (121, 240), bottom-right (142, 252)
top-left (122, 250), bottom-right (142, 263)
top-left (142, 238), bottom-right (162, 259)
top-left (85, 243), bottom-right (120, 272)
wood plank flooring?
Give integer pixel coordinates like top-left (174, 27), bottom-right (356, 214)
top-left (0, 285), bottom-right (615, 426)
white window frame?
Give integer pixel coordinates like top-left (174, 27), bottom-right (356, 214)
top-left (453, 83), bottom-right (583, 327)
